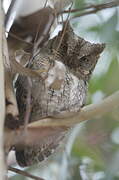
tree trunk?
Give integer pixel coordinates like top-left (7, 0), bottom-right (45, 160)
top-left (0, 1), bottom-right (6, 179)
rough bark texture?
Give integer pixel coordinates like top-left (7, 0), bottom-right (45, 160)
top-left (0, 4), bottom-right (6, 180)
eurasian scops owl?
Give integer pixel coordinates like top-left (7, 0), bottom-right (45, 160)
top-left (15, 23), bottom-right (105, 166)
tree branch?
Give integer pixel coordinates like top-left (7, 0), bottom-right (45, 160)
top-left (8, 166), bottom-right (45, 180)
top-left (3, 26), bottom-right (19, 130)
top-left (0, 2), bottom-right (6, 180)
top-left (4, 91), bottom-right (119, 150)
top-left (28, 90), bottom-right (119, 127)
top-left (60, 0), bottom-right (119, 19)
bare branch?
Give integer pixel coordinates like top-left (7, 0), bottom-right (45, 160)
top-left (54, 0), bottom-right (73, 13)
top-left (7, 31), bottom-right (33, 45)
top-left (23, 77), bottom-right (32, 132)
top-left (5, 0), bottom-right (22, 32)
top-left (4, 91), bottom-right (119, 149)
top-left (8, 166), bottom-right (45, 180)
top-left (3, 27), bottom-right (19, 129)
top-left (60, 0), bottom-right (119, 19)
top-left (11, 57), bottom-right (46, 78)
top-left (28, 90), bottom-right (119, 127)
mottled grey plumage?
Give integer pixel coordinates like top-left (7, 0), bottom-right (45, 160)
top-left (15, 23), bottom-right (105, 166)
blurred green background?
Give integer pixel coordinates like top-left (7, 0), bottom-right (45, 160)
top-left (9, 0), bottom-right (119, 179)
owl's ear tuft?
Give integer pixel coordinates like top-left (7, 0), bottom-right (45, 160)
top-left (93, 43), bottom-right (105, 55)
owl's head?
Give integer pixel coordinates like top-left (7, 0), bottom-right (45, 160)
top-left (73, 42), bottom-right (105, 81)
top-left (52, 23), bottom-right (105, 81)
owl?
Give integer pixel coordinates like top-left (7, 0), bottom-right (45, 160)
top-left (15, 23), bottom-right (105, 166)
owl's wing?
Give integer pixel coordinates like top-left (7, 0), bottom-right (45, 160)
top-left (15, 126), bottom-right (68, 166)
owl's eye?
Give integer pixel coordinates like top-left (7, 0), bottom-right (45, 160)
top-left (80, 56), bottom-right (88, 63)
top-left (79, 55), bottom-right (93, 72)
top-left (79, 56), bottom-right (89, 68)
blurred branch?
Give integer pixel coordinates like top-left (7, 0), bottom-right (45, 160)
top-left (54, 0), bottom-right (73, 12)
top-left (7, 31), bottom-right (33, 45)
top-left (4, 91), bottom-right (119, 149)
top-left (8, 166), bottom-right (45, 180)
top-left (60, 0), bottom-right (119, 18)
top-left (28, 90), bottom-right (119, 127)
top-left (3, 27), bottom-right (19, 129)
top-left (5, 0), bottom-right (22, 32)
top-left (0, 1), bottom-right (6, 180)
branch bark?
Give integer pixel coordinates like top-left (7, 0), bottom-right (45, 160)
top-left (28, 90), bottom-right (119, 127)
top-left (4, 91), bottom-right (119, 149)
top-left (60, 0), bottom-right (119, 19)
top-left (8, 166), bottom-right (45, 180)
top-left (0, 1), bottom-right (6, 180)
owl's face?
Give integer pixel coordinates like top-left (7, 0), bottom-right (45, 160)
top-left (50, 23), bottom-right (105, 81)
top-left (76, 43), bottom-right (105, 80)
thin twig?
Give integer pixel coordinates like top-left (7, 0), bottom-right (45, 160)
top-left (44, 0), bottom-right (48, 8)
top-left (32, 8), bottom-right (55, 57)
top-left (55, 2), bottom-right (73, 53)
top-left (7, 31), bottom-right (33, 46)
top-left (5, 0), bottom-right (22, 32)
top-left (54, 0), bottom-right (73, 13)
top-left (23, 77), bottom-right (32, 132)
top-left (11, 57), bottom-right (46, 78)
top-left (8, 166), bottom-right (45, 180)
top-left (33, 0), bottom-right (49, 49)
top-left (60, 0), bottom-right (119, 19)
top-left (5, 0), bottom-right (17, 30)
